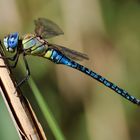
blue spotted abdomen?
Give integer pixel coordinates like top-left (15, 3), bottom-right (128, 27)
top-left (46, 48), bottom-right (140, 105)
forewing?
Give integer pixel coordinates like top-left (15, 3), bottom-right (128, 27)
top-left (34, 18), bottom-right (64, 39)
top-left (48, 43), bottom-right (89, 61)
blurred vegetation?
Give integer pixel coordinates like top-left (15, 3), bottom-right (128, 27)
top-left (0, 0), bottom-right (140, 140)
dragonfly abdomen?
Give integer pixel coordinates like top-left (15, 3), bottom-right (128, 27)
top-left (75, 64), bottom-right (140, 105)
top-left (44, 48), bottom-right (70, 64)
top-left (46, 49), bottom-right (140, 105)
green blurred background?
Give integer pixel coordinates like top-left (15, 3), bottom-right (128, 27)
top-left (0, 0), bottom-right (140, 140)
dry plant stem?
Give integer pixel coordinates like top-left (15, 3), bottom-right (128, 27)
top-left (0, 55), bottom-right (47, 140)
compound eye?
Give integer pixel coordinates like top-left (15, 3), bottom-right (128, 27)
top-left (8, 32), bottom-right (19, 49)
top-left (3, 36), bottom-right (8, 48)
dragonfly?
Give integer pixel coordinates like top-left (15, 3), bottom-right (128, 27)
top-left (0, 18), bottom-right (140, 105)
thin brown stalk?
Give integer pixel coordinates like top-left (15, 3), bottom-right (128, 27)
top-left (0, 54), bottom-right (47, 140)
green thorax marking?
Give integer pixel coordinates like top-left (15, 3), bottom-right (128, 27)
top-left (22, 33), bottom-right (47, 55)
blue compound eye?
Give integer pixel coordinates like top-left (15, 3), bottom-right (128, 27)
top-left (3, 36), bottom-right (8, 48)
top-left (8, 32), bottom-right (19, 49)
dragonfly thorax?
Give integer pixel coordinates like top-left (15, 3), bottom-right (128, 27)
top-left (3, 32), bottom-right (19, 52)
top-left (22, 33), bottom-right (47, 55)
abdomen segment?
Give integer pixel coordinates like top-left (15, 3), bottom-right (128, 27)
top-left (45, 48), bottom-right (140, 105)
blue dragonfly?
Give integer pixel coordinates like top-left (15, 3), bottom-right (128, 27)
top-left (0, 18), bottom-right (140, 105)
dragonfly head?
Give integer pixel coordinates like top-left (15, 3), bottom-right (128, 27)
top-left (3, 32), bottom-right (19, 52)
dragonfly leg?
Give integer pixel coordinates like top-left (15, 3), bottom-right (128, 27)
top-left (0, 53), bottom-right (18, 61)
top-left (10, 54), bottom-right (20, 68)
top-left (0, 53), bottom-right (19, 68)
top-left (0, 39), bottom-right (5, 54)
top-left (16, 54), bottom-right (30, 89)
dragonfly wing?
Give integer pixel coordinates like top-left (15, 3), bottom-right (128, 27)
top-left (48, 43), bottom-right (89, 61)
top-left (34, 18), bottom-right (64, 39)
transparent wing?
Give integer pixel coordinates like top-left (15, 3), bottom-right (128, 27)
top-left (48, 43), bottom-right (89, 61)
top-left (34, 18), bottom-right (64, 39)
